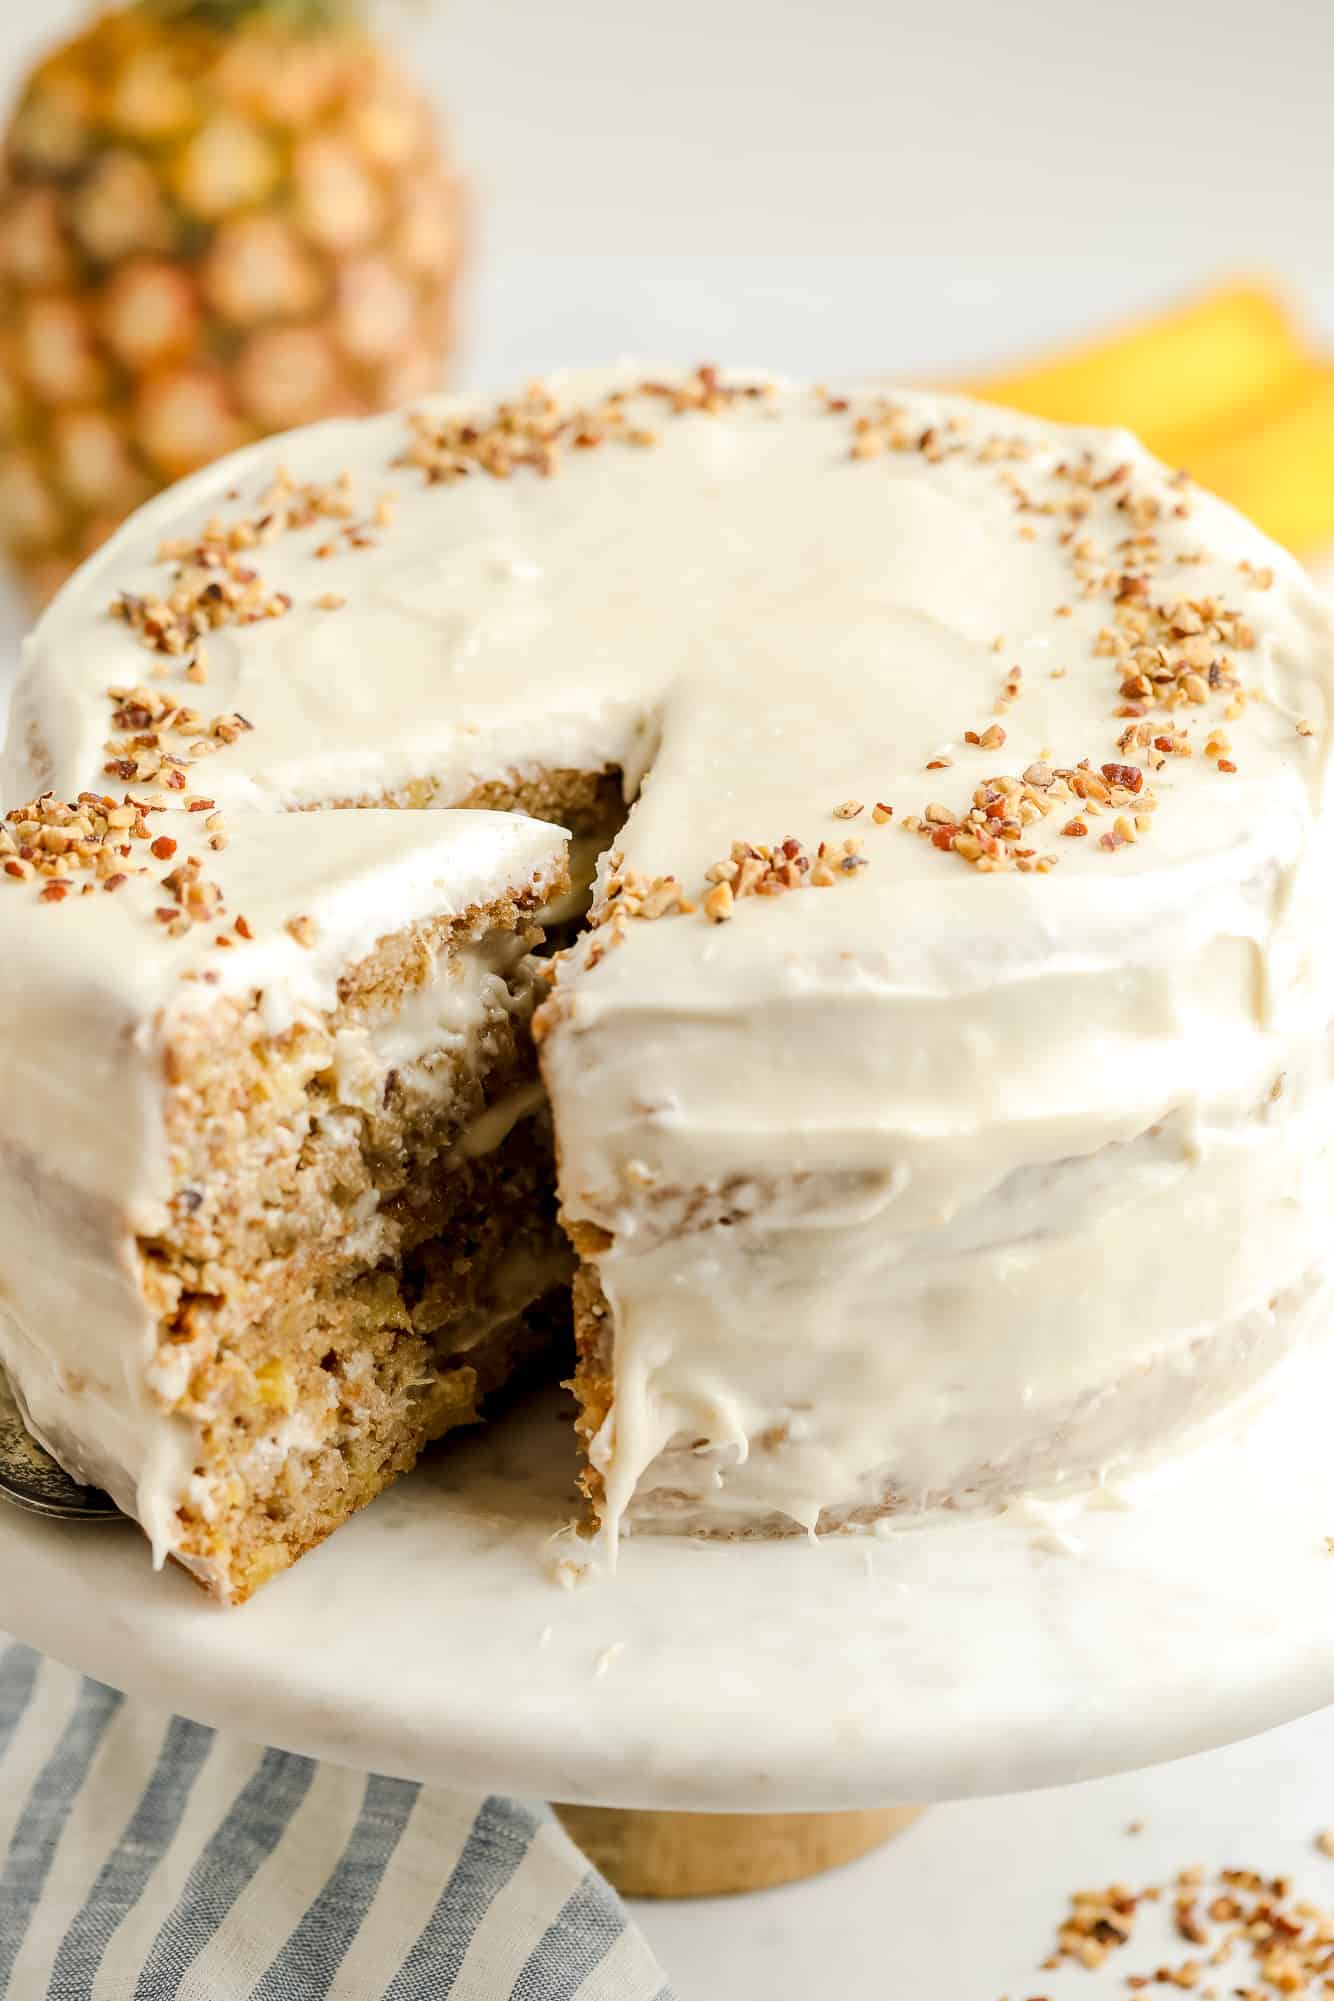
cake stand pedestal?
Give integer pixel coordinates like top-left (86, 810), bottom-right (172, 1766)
top-left (4, 1351), bottom-right (1334, 1894)
top-left (551, 1803), bottom-right (923, 1896)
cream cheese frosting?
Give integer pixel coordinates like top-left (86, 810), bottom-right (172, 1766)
top-left (0, 804), bottom-right (566, 1559)
top-left (6, 365), bottom-right (1334, 1558)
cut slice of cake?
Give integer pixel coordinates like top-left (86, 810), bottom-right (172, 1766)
top-left (0, 792), bottom-right (570, 1602)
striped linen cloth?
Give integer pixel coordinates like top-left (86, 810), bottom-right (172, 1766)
top-left (0, 1638), bottom-right (673, 2000)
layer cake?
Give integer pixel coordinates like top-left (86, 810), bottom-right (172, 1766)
top-left (4, 366), bottom-right (1332, 1586)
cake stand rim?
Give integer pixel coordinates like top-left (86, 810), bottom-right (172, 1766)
top-left (3, 1353), bottom-right (1333, 1814)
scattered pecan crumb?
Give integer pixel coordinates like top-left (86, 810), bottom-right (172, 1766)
top-left (0, 790), bottom-right (228, 944)
top-left (1036, 1855), bottom-right (1334, 1996)
top-left (571, 826), bottom-right (872, 966)
top-left (100, 682), bottom-right (255, 799)
top-left (398, 366), bottom-right (748, 491)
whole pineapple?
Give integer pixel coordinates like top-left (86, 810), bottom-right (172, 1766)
top-left (0, 0), bottom-right (465, 602)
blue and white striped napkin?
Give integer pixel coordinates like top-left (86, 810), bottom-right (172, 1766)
top-left (0, 1639), bottom-right (673, 2000)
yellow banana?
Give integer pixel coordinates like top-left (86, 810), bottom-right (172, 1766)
top-left (954, 279), bottom-right (1313, 464)
top-left (1181, 370), bottom-right (1334, 555)
top-left (954, 277), bottom-right (1334, 556)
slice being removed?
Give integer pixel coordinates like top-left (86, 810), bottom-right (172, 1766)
top-left (0, 794), bottom-right (570, 1602)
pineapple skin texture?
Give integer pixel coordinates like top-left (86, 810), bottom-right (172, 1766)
top-left (0, 8), bottom-right (466, 603)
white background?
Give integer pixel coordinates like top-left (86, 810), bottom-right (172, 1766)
top-left (7, 0), bottom-right (1334, 394)
top-left (4, 3), bottom-right (1334, 1994)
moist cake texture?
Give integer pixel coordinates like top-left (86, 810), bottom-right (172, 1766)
top-left (0, 798), bottom-right (568, 1600)
top-left (4, 365), bottom-right (1334, 1578)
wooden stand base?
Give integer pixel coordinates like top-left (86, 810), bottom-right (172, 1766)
top-left (552, 1803), bottom-right (923, 1899)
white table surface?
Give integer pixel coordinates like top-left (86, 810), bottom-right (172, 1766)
top-left (635, 1703), bottom-right (1334, 1998)
top-left (638, 1707), bottom-right (1334, 1999)
top-left (4, 3), bottom-right (1334, 1995)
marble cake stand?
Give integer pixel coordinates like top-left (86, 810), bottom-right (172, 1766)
top-left (5, 1348), bottom-right (1334, 1897)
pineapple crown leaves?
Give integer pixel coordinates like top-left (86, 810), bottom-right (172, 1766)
top-left (134, 0), bottom-right (365, 26)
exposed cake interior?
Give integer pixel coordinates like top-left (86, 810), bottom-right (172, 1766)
top-left (0, 799), bottom-right (571, 1602)
top-left (158, 903), bottom-right (570, 1601)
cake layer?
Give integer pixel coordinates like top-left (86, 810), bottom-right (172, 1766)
top-left (174, 1123), bottom-right (572, 1602)
top-left (5, 367), bottom-right (1334, 1560)
top-left (565, 1090), bottom-right (1332, 1534)
top-left (0, 797), bottom-right (568, 1591)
